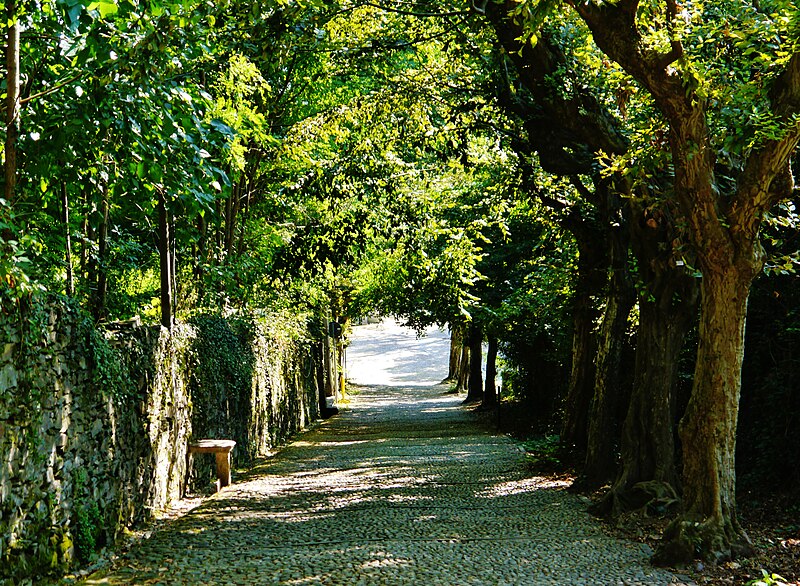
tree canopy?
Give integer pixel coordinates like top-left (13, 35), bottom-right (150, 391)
top-left (3, 0), bottom-right (800, 573)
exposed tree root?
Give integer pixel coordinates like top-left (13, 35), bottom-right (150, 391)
top-left (652, 517), bottom-right (755, 567)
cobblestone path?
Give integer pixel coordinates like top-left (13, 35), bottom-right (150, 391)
top-left (82, 381), bottom-right (694, 585)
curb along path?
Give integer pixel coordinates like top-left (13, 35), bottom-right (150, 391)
top-left (81, 379), bottom-right (693, 585)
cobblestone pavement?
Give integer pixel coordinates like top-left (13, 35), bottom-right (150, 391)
top-left (81, 381), bottom-right (694, 585)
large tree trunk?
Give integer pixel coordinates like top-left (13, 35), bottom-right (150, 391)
top-left (482, 334), bottom-right (498, 409)
top-left (594, 201), bottom-right (699, 517)
top-left (584, 219), bottom-right (635, 488)
top-left (561, 233), bottom-right (606, 452)
top-left (464, 324), bottom-right (483, 403)
top-left (158, 191), bottom-right (173, 330)
top-left (654, 266), bottom-right (756, 564)
top-left (4, 0), bottom-right (19, 204)
top-left (570, 4), bottom-right (800, 563)
top-left (595, 289), bottom-right (694, 516)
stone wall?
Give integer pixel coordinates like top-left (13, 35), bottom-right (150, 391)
top-left (186, 315), bottom-right (323, 488)
top-left (0, 295), bottom-right (322, 584)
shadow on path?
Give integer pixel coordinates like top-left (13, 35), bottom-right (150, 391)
top-left (80, 382), bottom-right (693, 585)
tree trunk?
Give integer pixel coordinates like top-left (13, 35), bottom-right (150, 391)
top-left (653, 266), bottom-right (756, 564)
top-left (464, 323), bottom-right (483, 403)
top-left (482, 334), bottom-right (498, 409)
top-left (572, 1), bottom-right (800, 562)
top-left (80, 186), bottom-right (89, 287)
top-left (94, 188), bottom-right (109, 321)
top-left (561, 234), bottom-right (606, 452)
top-left (584, 221), bottom-right (635, 488)
top-left (594, 201), bottom-right (699, 518)
top-left (447, 323), bottom-right (464, 382)
top-left (158, 191), bottom-right (173, 329)
top-left (171, 214), bottom-right (178, 315)
top-left (86, 213), bottom-right (96, 306)
top-left (236, 178), bottom-right (252, 257)
top-left (456, 343), bottom-right (470, 393)
top-left (195, 213), bottom-right (207, 302)
top-left (335, 314), bottom-right (348, 400)
top-left (4, 0), bottom-right (19, 204)
top-left (594, 290), bottom-right (694, 517)
top-left (225, 180), bottom-right (244, 259)
top-left (62, 182), bottom-right (74, 296)
top-left (214, 197), bottom-right (224, 265)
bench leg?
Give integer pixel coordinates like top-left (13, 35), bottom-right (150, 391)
top-left (215, 451), bottom-right (232, 488)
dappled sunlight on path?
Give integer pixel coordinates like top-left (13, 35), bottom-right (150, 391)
top-left (80, 325), bottom-right (693, 585)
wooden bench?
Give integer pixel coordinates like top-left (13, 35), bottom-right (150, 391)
top-left (188, 439), bottom-right (236, 491)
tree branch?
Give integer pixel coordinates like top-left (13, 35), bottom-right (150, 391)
top-left (733, 53), bottom-right (800, 229)
top-left (20, 73), bottom-right (84, 106)
top-left (658, 0), bottom-right (684, 69)
top-left (570, 175), bottom-right (602, 209)
top-left (485, 2), bottom-right (627, 163)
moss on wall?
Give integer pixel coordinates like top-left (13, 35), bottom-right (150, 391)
top-left (0, 292), bottom-right (323, 584)
top-left (187, 313), bottom-right (321, 490)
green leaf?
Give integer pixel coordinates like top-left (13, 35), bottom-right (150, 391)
top-left (88, 1), bottom-right (118, 18)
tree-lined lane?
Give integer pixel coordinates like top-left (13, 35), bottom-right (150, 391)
top-left (82, 326), bottom-right (692, 585)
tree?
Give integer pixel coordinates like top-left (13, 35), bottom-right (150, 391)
top-left (569, 0), bottom-right (800, 563)
top-left (482, 7), bottom-right (634, 470)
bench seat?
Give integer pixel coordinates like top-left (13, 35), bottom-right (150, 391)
top-left (189, 439), bottom-right (236, 490)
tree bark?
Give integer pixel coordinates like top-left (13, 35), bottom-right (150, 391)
top-left (236, 184), bottom-right (251, 257)
top-left (447, 323), bottom-right (464, 382)
top-left (572, 1), bottom-right (800, 563)
top-left (195, 213), bottom-right (207, 302)
top-left (464, 323), bottom-right (483, 403)
top-left (171, 213), bottom-right (178, 315)
top-left (482, 334), bottom-right (498, 409)
top-left (456, 343), bottom-right (470, 393)
top-left (93, 188), bottom-right (109, 322)
top-left (80, 186), bottom-right (89, 288)
top-left (86, 214), bottom-right (96, 305)
top-left (594, 200), bottom-right (699, 518)
top-left (584, 217), bottom-right (635, 488)
top-left (561, 229), bottom-right (606, 452)
top-left (158, 191), bottom-right (173, 329)
top-left (62, 182), bottom-right (74, 296)
top-left (654, 265), bottom-right (757, 564)
top-left (4, 0), bottom-right (19, 204)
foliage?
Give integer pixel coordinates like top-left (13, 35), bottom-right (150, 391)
top-left (72, 469), bottom-right (105, 564)
top-left (522, 434), bottom-right (562, 469)
top-left (5, 2), bottom-right (800, 570)
top-left (188, 315), bottom-right (257, 447)
top-left (746, 569), bottom-right (791, 586)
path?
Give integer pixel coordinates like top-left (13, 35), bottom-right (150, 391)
top-left (80, 321), bottom-right (692, 585)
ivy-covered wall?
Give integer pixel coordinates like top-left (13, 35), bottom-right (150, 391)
top-left (0, 294), bottom-right (322, 584)
top-left (187, 315), bottom-right (323, 488)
